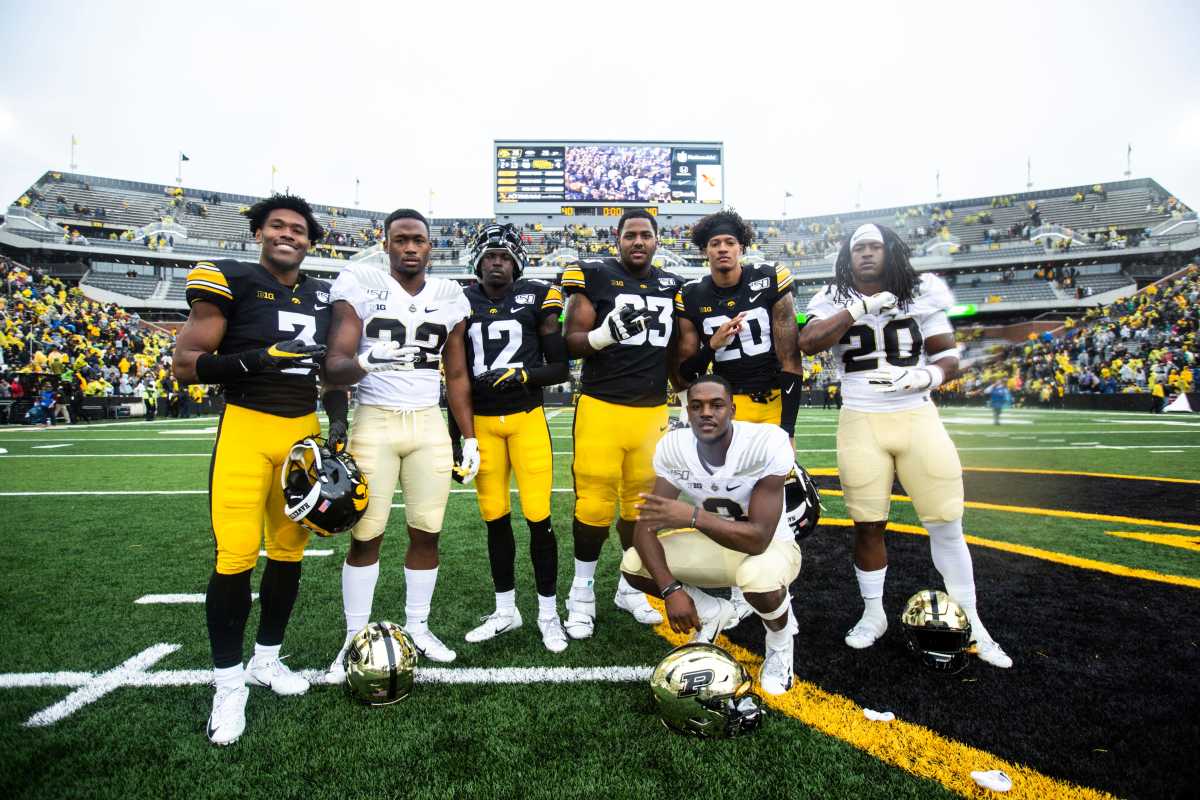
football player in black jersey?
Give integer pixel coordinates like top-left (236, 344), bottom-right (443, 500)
top-left (453, 224), bottom-right (571, 652)
top-left (173, 194), bottom-right (348, 745)
top-left (673, 209), bottom-right (804, 629)
top-left (560, 209), bottom-right (682, 639)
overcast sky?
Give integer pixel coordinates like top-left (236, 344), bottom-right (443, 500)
top-left (2, 0), bottom-right (1197, 220)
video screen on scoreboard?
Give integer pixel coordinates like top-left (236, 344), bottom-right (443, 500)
top-left (494, 141), bottom-right (723, 211)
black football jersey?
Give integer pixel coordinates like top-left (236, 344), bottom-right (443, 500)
top-left (464, 278), bottom-right (564, 415)
top-left (561, 257), bottom-right (681, 407)
top-left (184, 259), bottom-right (331, 417)
top-left (677, 262), bottom-right (794, 394)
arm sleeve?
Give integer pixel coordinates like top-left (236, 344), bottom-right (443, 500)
top-left (528, 329), bottom-right (569, 387)
top-left (185, 261), bottom-right (233, 314)
top-left (329, 268), bottom-right (370, 319)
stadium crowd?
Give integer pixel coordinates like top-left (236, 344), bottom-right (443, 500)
top-left (0, 255), bottom-right (209, 424)
top-left (946, 264), bottom-right (1198, 408)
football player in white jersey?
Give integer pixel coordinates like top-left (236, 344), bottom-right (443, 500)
top-left (621, 375), bottom-right (803, 695)
top-left (799, 223), bottom-right (1010, 668)
top-left (324, 209), bottom-right (478, 669)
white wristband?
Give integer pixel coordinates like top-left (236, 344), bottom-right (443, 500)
top-left (923, 364), bottom-right (945, 390)
top-left (587, 325), bottom-right (616, 351)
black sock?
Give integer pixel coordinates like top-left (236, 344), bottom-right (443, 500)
top-left (486, 514), bottom-right (516, 594)
top-left (528, 516), bottom-right (558, 598)
top-left (615, 518), bottom-right (635, 551)
top-left (572, 518), bottom-right (608, 563)
top-left (206, 569), bottom-right (253, 669)
top-left (255, 559), bottom-right (302, 647)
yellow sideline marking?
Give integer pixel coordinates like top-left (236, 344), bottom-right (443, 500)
top-left (1106, 530), bottom-right (1200, 553)
top-left (817, 489), bottom-right (1200, 533)
top-left (961, 466), bottom-right (1200, 486)
top-left (819, 518), bottom-right (1200, 590)
top-left (645, 598), bottom-right (1114, 800)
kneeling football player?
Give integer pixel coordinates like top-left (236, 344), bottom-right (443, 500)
top-left (621, 375), bottom-right (802, 695)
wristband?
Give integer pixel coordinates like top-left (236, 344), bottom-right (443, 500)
top-left (923, 363), bottom-right (945, 390)
top-left (660, 580), bottom-right (684, 599)
top-left (587, 324), bottom-right (617, 351)
top-left (690, 505), bottom-right (700, 529)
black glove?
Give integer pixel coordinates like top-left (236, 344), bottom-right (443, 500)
top-left (608, 305), bottom-right (655, 342)
top-left (248, 339), bottom-right (327, 373)
top-left (474, 367), bottom-right (529, 391)
top-left (327, 418), bottom-right (348, 454)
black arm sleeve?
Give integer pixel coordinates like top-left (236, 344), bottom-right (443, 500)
top-left (527, 330), bottom-right (570, 387)
top-left (446, 406), bottom-right (463, 462)
top-left (678, 341), bottom-right (713, 383)
top-left (779, 371), bottom-right (802, 436)
top-left (195, 350), bottom-right (262, 383)
top-left (321, 388), bottom-right (349, 427)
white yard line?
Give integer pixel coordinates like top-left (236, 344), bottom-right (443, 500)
top-left (31, 444), bottom-right (73, 449)
top-left (22, 644), bottom-right (180, 727)
top-left (135, 594), bottom-right (259, 604)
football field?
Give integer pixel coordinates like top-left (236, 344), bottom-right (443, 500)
top-left (0, 406), bottom-right (1197, 800)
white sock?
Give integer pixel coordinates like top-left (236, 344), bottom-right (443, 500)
top-left (854, 565), bottom-right (887, 621)
top-left (213, 663), bottom-right (244, 692)
top-left (925, 519), bottom-right (992, 642)
top-left (573, 558), bottom-right (598, 585)
top-left (730, 586), bottom-right (746, 604)
top-left (495, 589), bottom-right (516, 612)
top-left (252, 643), bottom-right (280, 662)
top-left (537, 593), bottom-right (558, 619)
top-left (404, 566), bottom-right (438, 634)
top-left (683, 584), bottom-right (720, 619)
top-left (342, 560), bottom-right (379, 636)
top-left (764, 617), bottom-right (794, 650)
top-left (616, 573), bottom-right (642, 596)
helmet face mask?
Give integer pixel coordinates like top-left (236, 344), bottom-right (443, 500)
top-left (281, 437), bottom-right (369, 536)
top-left (650, 643), bottom-right (764, 738)
top-left (344, 621), bottom-right (418, 705)
top-left (784, 463), bottom-right (822, 540)
top-left (901, 590), bottom-right (972, 673)
top-left (471, 223), bottom-right (528, 281)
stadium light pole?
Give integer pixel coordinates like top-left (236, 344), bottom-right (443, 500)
top-left (935, 170), bottom-right (941, 200)
top-left (355, 178), bottom-right (360, 207)
top-left (69, 135), bottom-right (78, 171)
top-left (1026, 157), bottom-right (1033, 189)
top-left (1124, 143), bottom-right (1132, 178)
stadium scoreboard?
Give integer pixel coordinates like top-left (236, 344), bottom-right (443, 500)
top-left (494, 140), bottom-right (723, 215)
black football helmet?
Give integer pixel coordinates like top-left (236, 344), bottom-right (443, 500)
top-left (281, 437), bottom-right (369, 536)
top-left (471, 223), bottom-right (528, 280)
top-left (784, 463), bottom-right (821, 540)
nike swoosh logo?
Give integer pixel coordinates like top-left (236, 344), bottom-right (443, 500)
top-left (749, 293), bottom-right (762, 303)
top-left (425, 306), bottom-right (438, 313)
top-left (313, 304), bottom-right (328, 311)
top-left (510, 307), bottom-right (523, 314)
top-left (725, 483), bottom-right (743, 491)
top-left (785, 385), bottom-right (794, 394)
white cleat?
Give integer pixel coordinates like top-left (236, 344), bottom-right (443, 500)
top-left (844, 614), bottom-right (887, 650)
top-left (206, 685), bottom-right (249, 746)
top-left (564, 585), bottom-right (596, 640)
top-left (614, 587), bottom-right (664, 625)
top-left (760, 637), bottom-right (796, 695)
top-left (246, 655), bottom-right (309, 696)
top-left (326, 637), bottom-right (353, 684)
top-left (538, 615), bottom-right (569, 654)
top-left (691, 597), bottom-right (735, 644)
top-left (721, 593), bottom-right (756, 632)
top-left (465, 607), bottom-right (523, 643)
top-left (974, 639), bottom-right (1013, 669)
top-left (410, 628), bottom-right (457, 663)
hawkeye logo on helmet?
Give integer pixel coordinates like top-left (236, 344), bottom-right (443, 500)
top-left (678, 669), bottom-right (715, 697)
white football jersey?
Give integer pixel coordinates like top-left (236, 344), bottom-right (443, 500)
top-left (330, 264), bottom-right (470, 409)
top-left (653, 421), bottom-right (795, 543)
top-left (806, 273), bottom-right (955, 412)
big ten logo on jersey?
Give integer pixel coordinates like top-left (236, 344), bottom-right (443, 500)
top-left (748, 277), bottom-right (770, 292)
top-left (615, 292), bottom-right (673, 348)
top-left (611, 279), bottom-right (625, 287)
top-left (257, 290), bottom-right (276, 301)
top-left (703, 306), bottom-right (772, 362)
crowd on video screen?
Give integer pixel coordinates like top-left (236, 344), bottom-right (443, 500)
top-left (565, 145), bottom-right (673, 202)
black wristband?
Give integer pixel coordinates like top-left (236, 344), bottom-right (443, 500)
top-left (660, 580), bottom-right (684, 599)
top-left (195, 351), bottom-right (255, 383)
top-left (321, 388), bottom-right (349, 426)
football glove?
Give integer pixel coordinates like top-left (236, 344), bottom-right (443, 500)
top-left (326, 418), bottom-right (349, 454)
top-left (452, 437), bottom-right (480, 485)
top-left (482, 367), bottom-right (528, 390)
top-left (587, 304), bottom-right (655, 350)
top-left (357, 341), bottom-right (425, 373)
top-left (863, 364), bottom-right (942, 394)
top-left (250, 339), bottom-right (327, 373)
top-left (847, 291), bottom-right (898, 321)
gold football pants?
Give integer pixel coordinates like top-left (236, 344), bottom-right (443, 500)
top-left (209, 403), bottom-right (319, 574)
top-left (474, 407), bottom-right (554, 522)
top-left (732, 391), bottom-right (782, 426)
top-left (572, 395), bottom-right (668, 527)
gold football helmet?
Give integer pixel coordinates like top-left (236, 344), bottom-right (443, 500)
top-left (901, 590), bottom-right (972, 673)
top-left (344, 621), bottom-right (418, 705)
top-left (650, 642), bottom-right (763, 737)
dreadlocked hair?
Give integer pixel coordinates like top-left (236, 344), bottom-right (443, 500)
top-left (830, 224), bottom-right (920, 309)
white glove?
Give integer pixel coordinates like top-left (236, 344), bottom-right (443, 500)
top-left (587, 304), bottom-right (654, 350)
top-left (847, 291), bottom-right (898, 321)
top-left (454, 437), bottom-right (480, 485)
top-left (862, 363), bottom-right (943, 394)
top-left (357, 341), bottom-right (423, 373)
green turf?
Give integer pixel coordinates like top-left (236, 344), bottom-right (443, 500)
top-left (0, 406), bottom-right (1196, 798)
